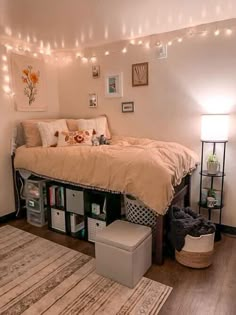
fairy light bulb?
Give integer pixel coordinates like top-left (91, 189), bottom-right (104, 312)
top-left (226, 28), bottom-right (232, 36)
top-left (2, 55), bottom-right (7, 61)
top-left (2, 65), bottom-right (8, 72)
top-left (156, 41), bottom-right (162, 47)
top-left (214, 29), bottom-right (220, 36)
top-left (4, 75), bottom-right (10, 83)
top-left (122, 47), bottom-right (127, 53)
top-left (130, 39), bottom-right (135, 45)
top-left (90, 56), bottom-right (97, 63)
top-left (168, 41), bottom-right (172, 46)
top-left (3, 85), bottom-right (11, 93)
top-left (138, 40), bottom-right (143, 45)
top-left (145, 42), bottom-right (150, 49)
top-left (81, 57), bottom-right (88, 63)
top-left (178, 38), bottom-right (183, 43)
top-left (105, 51), bottom-right (110, 56)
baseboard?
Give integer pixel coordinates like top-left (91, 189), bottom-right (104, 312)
top-left (216, 224), bottom-right (236, 235)
top-left (0, 212), bottom-right (17, 223)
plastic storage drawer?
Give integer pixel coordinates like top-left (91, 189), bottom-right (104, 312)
top-left (27, 198), bottom-right (41, 212)
top-left (51, 208), bottom-right (66, 232)
top-left (87, 217), bottom-right (106, 243)
top-left (66, 189), bottom-right (84, 215)
top-left (27, 208), bottom-right (47, 227)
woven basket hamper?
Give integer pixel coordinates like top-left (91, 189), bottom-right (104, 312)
top-left (175, 233), bottom-right (215, 268)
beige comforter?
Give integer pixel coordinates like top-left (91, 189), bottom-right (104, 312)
top-left (14, 136), bottom-right (199, 215)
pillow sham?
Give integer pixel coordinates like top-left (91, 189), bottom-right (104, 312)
top-left (57, 129), bottom-right (93, 147)
top-left (76, 116), bottom-right (111, 139)
top-left (37, 119), bottom-right (68, 147)
top-left (22, 119), bottom-right (55, 147)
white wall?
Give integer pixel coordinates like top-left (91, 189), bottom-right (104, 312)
top-left (0, 45), bottom-right (60, 217)
top-left (58, 25), bottom-right (236, 227)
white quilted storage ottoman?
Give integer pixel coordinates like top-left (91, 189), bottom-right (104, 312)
top-left (95, 220), bottom-right (152, 288)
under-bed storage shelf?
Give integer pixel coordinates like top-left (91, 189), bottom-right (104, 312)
top-left (46, 182), bottom-right (121, 241)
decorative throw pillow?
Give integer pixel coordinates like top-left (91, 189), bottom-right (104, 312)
top-left (22, 119), bottom-right (55, 147)
top-left (76, 116), bottom-right (111, 139)
top-left (37, 119), bottom-right (68, 147)
top-left (57, 129), bottom-right (93, 147)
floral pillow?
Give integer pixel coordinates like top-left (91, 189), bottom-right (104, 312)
top-left (57, 129), bottom-right (93, 146)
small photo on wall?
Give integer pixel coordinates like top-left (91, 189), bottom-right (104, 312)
top-left (92, 65), bottom-right (100, 78)
top-left (89, 93), bottom-right (97, 108)
top-left (122, 101), bottom-right (134, 113)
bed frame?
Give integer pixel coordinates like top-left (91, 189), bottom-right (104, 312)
top-left (11, 127), bottom-right (192, 265)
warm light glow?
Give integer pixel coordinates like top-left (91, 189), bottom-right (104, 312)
top-left (4, 75), bottom-right (10, 83)
top-left (76, 52), bottom-right (81, 58)
top-left (145, 42), bottom-right (150, 49)
top-left (5, 44), bottom-right (13, 51)
top-left (2, 85), bottom-right (11, 93)
top-left (81, 57), bottom-right (88, 63)
top-left (226, 28), bottom-right (233, 36)
top-left (168, 41), bottom-right (172, 46)
top-left (201, 115), bottom-right (229, 141)
top-left (130, 39), bottom-right (135, 45)
top-left (214, 29), bottom-right (220, 36)
top-left (156, 41), bottom-right (162, 47)
top-left (33, 53), bottom-right (38, 57)
top-left (138, 40), bottom-right (143, 45)
top-left (90, 56), bottom-right (97, 63)
top-left (2, 65), bottom-right (8, 72)
top-left (178, 38), bottom-right (183, 43)
top-left (105, 51), bottom-right (110, 56)
top-left (122, 47), bottom-right (127, 53)
top-left (2, 55), bottom-right (7, 61)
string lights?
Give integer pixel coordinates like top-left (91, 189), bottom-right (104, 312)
top-left (0, 23), bottom-right (235, 95)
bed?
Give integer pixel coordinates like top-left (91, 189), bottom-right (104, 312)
top-left (12, 119), bottom-right (199, 264)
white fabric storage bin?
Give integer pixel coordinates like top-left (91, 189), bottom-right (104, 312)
top-left (95, 220), bottom-right (152, 288)
top-left (51, 208), bottom-right (66, 232)
top-left (88, 217), bottom-right (106, 242)
top-left (66, 189), bottom-right (84, 215)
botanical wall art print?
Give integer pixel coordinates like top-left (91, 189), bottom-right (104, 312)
top-left (11, 53), bottom-right (47, 111)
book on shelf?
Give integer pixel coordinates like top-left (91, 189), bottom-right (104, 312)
top-left (49, 186), bottom-right (64, 208)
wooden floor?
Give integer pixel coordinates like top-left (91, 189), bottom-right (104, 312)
top-left (3, 218), bottom-right (236, 315)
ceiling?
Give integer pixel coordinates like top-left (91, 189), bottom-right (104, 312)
top-left (0, 0), bottom-right (235, 50)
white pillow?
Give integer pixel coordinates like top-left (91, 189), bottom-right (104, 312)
top-left (37, 119), bottom-right (68, 147)
top-left (77, 116), bottom-right (111, 139)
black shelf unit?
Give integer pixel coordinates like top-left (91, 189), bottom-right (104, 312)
top-left (199, 140), bottom-right (227, 225)
top-left (46, 181), bottom-right (121, 241)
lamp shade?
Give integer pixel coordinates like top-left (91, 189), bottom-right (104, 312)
top-left (201, 115), bottom-right (229, 141)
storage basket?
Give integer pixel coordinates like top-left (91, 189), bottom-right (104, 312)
top-left (175, 233), bottom-right (215, 268)
top-left (88, 217), bottom-right (106, 243)
top-left (124, 195), bottom-right (157, 245)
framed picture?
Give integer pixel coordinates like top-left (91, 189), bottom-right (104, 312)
top-left (105, 73), bottom-right (123, 97)
top-left (122, 101), bottom-right (134, 113)
top-left (11, 53), bottom-right (47, 111)
top-left (132, 62), bottom-right (148, 87)
top-left (88, 93), bottom-right (97, 108)
top-left (157, 45), bottom-right (168, 59)
top-left (92, 65), bottom-right (100, 78)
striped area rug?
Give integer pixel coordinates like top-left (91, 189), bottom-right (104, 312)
top-left (0, 225), bottom-right (172, 315)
